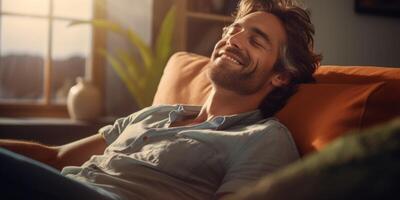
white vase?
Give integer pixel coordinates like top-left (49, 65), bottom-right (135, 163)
top-left (67, 77), bottom-right (102, 121)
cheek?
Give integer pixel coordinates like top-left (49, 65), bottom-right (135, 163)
top-left (250, 55), bottom-right (278, 83)
top-left (257, 51), bottom-right (279, 70)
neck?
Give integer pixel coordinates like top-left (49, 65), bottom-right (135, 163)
top-left (192, 86), bottom-right (271, 123)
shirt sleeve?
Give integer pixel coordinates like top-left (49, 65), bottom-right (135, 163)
top-left (98, 106), bottom-right (155, 145)
top-left (98, 116), bottom-right (132, 146)
top-left (216, 121), bottom-right (300, 195)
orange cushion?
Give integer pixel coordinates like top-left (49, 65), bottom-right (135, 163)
top-left (275, 82), bottom-right (384, 155)
top-left (153, 52), bottom-right (400, 155)
top-left (153, 52), bottom-right (210, 105)
top-left (315, 66), bottom-right (400, 130)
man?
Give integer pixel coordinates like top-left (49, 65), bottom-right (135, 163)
top-left (0, 0), bottom-right (321, 199)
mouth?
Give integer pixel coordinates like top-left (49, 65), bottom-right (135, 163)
top-left (220, 54), bottom-right (242, 65)
top-left (217, 48), bottom-right (249, 67)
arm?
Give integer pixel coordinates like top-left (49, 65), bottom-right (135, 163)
top-left (56, 133), bottom-right (107, 169)
top-left (0, 108), bottom-right (147, 170)
top-left (0, 133), bottom-right (107, 170)
top-left (0, 139), bottom-right (60, 167)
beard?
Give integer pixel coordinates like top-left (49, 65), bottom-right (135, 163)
top-left (207, 60), bottom-right (269, 95)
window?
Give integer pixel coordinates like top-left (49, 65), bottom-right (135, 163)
top-left (0, 0), bottom-right (105, 117)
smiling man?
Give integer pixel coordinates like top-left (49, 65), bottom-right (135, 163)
top-left (210, 11), bottom-right (287, 97)
top-left (0, 0), bottom-right (321, 200)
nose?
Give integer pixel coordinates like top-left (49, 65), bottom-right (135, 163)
top-left (226, 29), bottom-right (246, 49)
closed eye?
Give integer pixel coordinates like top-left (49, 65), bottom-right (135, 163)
top-left (251, 38), bottom-right (261, 46)
top-left (250, 37), bottom-right (266, 49)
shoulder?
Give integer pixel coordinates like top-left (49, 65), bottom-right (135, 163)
top-left (246, 117), bottom-right (291, 136)
top-left (263, 118), bottom-right (292, 137)
top-left (245, 117), bottom-right (299, 155)
top-left (258, 117), bottom-right (294, 142)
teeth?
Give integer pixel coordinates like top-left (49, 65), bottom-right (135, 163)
top-left (222, 54), bottom-right (240, 65)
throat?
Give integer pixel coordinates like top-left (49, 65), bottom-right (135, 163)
top-left (169, 117), bottom-right (199, 128)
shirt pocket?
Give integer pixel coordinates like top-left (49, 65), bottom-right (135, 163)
top-left (136, 134), bottom-right (217, 179)
top-left (106, 124), bottom-right (149, 153)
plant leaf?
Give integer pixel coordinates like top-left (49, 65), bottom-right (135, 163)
top-left (115, 49), bottom-right (142, 82)
top-left (126, 30), bottom-right (154, 72)
top-left (98, 49), bottom-right (146, 107)
top-left (69, 19), bottom-right (127, 35)
top-left (72, 19), bottom-right (154, 72)
top-left (72, 7), bottom-right (177, 108)
top-left (155, 6), bottom-right (176, 69)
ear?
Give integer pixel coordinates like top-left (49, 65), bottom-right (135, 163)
top-left (271, 72), bottom-right (291, 87)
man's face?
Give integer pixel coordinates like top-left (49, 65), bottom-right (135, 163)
top-left (208, 11), bottom-right (287, 95)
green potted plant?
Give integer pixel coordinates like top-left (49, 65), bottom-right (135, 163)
top-left (70, 6), bottom-right (176, 108)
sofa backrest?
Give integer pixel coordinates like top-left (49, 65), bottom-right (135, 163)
top-left (153, 52), bottom-right (400, 155)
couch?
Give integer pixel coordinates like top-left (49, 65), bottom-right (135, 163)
top-left (153, 52), bottom-right (400, 156)
top-left (153, 52), bottom-right (400, 198)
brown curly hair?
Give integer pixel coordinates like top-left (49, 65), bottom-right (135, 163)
top-left (234, 0), bottom-right (322, 117)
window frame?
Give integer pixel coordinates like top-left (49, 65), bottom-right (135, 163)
top-left (0, 0), bottom-right (106, 117)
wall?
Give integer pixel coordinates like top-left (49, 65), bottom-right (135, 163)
top-left (105, 0), bottom-right (153, 117)
top-left (103, 0), bottom-right (400, 117)
top-left (304, 0), bottom-right (400, 67)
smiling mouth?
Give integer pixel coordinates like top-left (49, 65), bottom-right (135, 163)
top-left (218, 51), bottom-right (249, 67)
top-left (220, 54), bottom-right (242, 65)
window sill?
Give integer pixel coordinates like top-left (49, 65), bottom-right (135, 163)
top-left (0, 117), bottom-right (114, 145)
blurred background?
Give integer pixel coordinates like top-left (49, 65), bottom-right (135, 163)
top-left (0, 0), bottom-right (399, 121)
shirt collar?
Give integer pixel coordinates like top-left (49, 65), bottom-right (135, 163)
top-left (168, 104), bottom-right (265, 130)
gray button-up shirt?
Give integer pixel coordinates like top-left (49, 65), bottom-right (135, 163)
top-left (62, 104), bottom-right (299, 200)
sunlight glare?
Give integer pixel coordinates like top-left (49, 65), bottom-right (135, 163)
top-left (2, 0), bottom-right (49, 15)
top-left (1, 16), bottom-right (48, 56)
top-left (1, 0), bottom-right (93, 58)
top-left (54, 0), bottom-right (93, 20)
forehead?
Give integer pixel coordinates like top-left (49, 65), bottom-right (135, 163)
top-left (235, 11), bottom-right (287, 46)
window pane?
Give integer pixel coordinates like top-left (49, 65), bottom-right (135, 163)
top-left (0, 16), bottom-right (48, 102)
top-left (51, 20), bottom-right (91, 104)
top-left (1, 0), bottom-right (49, 16)
top-left (53, 0), bottom-right (93, 20)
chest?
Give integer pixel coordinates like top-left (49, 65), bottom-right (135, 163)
top-left (105, 122), bottom-right (255, 182)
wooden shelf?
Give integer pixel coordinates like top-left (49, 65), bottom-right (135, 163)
top-left (173, 0), bottom-right (238, 55)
